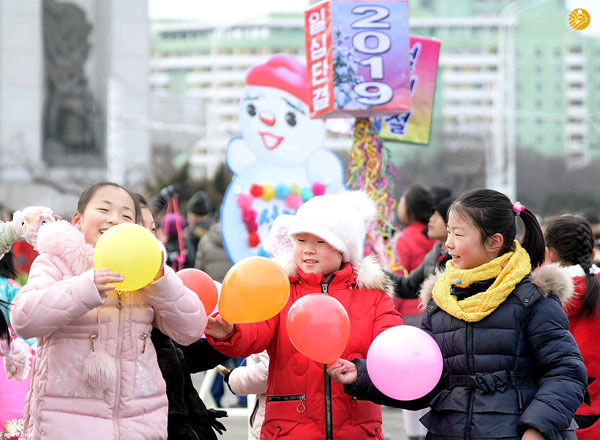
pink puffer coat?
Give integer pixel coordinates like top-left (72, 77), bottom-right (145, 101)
top-left (10, 221), bottom-right (207, 440)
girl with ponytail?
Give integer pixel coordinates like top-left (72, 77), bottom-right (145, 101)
top-left (329, 189), bottom-right (586, 440)
top-left (545, 214), bottom-right (600, 439)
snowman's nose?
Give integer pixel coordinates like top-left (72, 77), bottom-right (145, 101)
top-left (259, 112), bottom-right (276, 126)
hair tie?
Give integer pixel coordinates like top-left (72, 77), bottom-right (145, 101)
top-left (512, 202), bottom-right (525, 216)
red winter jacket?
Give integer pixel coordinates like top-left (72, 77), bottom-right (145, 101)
top-left (208, 257), bottom-right (402, 440)
top-left (564, 266), bottom-right (600, 440)
top-left (393, 222), bottom-right (437, 316)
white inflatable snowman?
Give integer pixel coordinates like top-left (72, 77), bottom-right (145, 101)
top-left (221, 55), bottom-right (345, 263)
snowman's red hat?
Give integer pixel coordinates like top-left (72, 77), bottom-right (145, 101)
top-left (246, 55), bottom-right (309, 104)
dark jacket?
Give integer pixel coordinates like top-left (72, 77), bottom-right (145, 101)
top-left (344, 264), bottom-right (587, 440)
top-left (152, 329), bottom-right (230, 439)
top-left (185, 217), bottom-right (215, 268)
top-left (165, 237), bottom-right (195, 270)
top-left (195, 222), bottom-right (232, 283)
top-left (387, 242), bottom-right (449, 300)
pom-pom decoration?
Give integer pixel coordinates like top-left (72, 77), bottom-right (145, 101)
top-left (237, 182), bottom-right (326, 248)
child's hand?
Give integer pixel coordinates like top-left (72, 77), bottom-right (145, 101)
top-left (205, 315), bottom-right (234, 340)
top-left (94, 269), bottom-right (124, 294)
top-left (216, 365), bottom-right (231, 377)
top-left (327, 358), bottom-right (358, 385)
top-left (522, 429), bottom-right (544, 440)
top-left (4, 338), bottom-right (32, 381)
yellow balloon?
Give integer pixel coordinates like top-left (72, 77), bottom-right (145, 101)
top-left (93, 223), bottom-right (162, 292)
top-left (219, 257), bottom-right (290, 324)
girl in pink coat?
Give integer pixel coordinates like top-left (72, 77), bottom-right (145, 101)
top-left (10, 182), bottom-right (207, 440)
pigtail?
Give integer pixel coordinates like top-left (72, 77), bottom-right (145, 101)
top-left (545, 215), bottom-right (600, 318)
top-left (518, 208), bottom-right (545, 269)
top-left (576, 222), bottom-right (600, 317)
top-left (580, 265), bottom-right (600, 318)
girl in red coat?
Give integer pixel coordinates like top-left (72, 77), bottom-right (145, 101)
top-left (205, 191), bottom-right (403, 440)
top-left (545, 214), bottom-right (600, 440)
top-left (392, 185), bottom-right (437, 314)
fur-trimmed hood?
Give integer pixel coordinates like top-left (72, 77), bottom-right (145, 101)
top-left (36, 220), bottom-right (94, 275)
top-left (274, 253), bottom-right (394, 297)
top-left (419, 263), bottom-right (575, 310)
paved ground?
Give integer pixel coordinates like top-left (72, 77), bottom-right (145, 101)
top-left (193, 370), bottom-right (412, 440)
top-left (215, 405), bottom-right (408, 439)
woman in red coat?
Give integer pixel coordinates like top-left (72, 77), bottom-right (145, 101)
top-left (545, 214), bottom-right (600, 440)
top-left (392, 185), bottom-right (437, 313)
top-left (206, 192), bottom-right (403, 440)
top-left (394, 186), bottom-right (437, 273)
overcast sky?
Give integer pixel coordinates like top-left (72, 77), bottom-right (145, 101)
top-left (149, 0), bottom-right (598, 36)
top-left (148, 0), bottom-right (310, 24)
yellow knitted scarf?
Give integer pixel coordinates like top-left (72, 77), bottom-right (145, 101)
top-left (432, 241), bottom-right (531, 322)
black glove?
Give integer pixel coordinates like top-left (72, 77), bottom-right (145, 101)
top-left (206, 408), bottom-right (227, 435)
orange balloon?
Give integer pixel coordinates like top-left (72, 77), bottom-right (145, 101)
top-left (286, 294), bottom-right (350, 364)
top-left (219, 257), bottom-right (290, 324)
top-left (176, 269), bottom-right (218, 315)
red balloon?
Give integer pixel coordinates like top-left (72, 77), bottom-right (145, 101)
top-left (176, 269), bottom-right (218, 314)
top-left (286, 294), bottom-right (350, 364)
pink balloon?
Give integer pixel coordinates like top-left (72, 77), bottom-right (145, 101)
top-left (367, 326), bottom-right (443, 400)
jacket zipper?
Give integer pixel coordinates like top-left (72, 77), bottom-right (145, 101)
top-left (324, 364), bottom-right (333, 440)
top-left (112, 291), bottom-right (124, 438)
top-left (321, 281), bottom-right (333, 440)
top-left (140, 333), bottom-right (148, 353)
top-left (267, 394), bottom-right (306, 402)
top-left (464, 322), bottom-right (474, 440)
top-left (267, 394), bottom-right (306, 414)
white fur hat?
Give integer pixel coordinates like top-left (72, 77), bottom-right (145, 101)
top-left (287, 191), bottom-right (377, 267)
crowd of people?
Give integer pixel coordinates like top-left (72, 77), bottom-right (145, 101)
top-left (0, 181), bottom-right (599, 440)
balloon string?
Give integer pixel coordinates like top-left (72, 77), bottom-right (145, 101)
top-left (171, 196), bottom-right (186, 271)
top-left (164, 199), bottom-right (172, 237)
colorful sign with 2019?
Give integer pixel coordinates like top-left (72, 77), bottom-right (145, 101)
top-left (376, 36), bottom-right (441, 145)
top-left (305, 0), bottom-right (410, 118)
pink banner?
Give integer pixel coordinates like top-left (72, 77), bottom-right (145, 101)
top-left (378, 36), bottom-right (440, 145)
